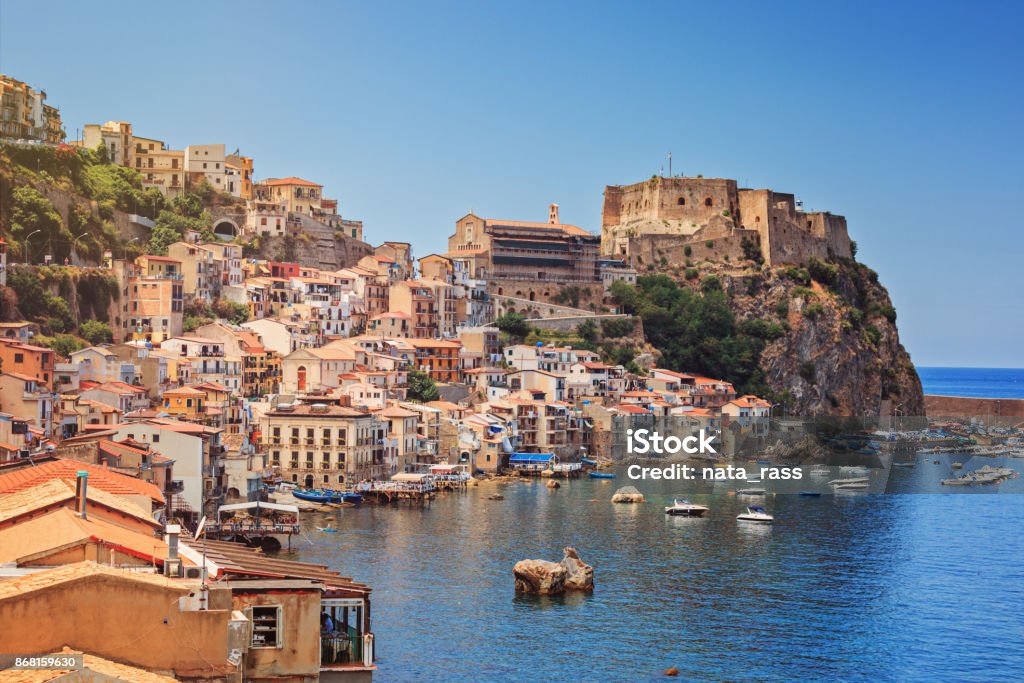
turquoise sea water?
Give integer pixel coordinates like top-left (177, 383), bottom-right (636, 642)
top-left (291, 368), bottom-right (1024, 681)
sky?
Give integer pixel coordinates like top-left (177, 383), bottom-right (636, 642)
top-left (1, 0), bottom-right (1021, 368)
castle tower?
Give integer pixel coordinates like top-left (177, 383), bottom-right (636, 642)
top-left (548, 203), bottom-right (559, 225)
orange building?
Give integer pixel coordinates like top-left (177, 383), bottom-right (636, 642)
top-left (0, 339), bottom-right (56, 389)
top-left (409, 339), bottom-right (462, 383)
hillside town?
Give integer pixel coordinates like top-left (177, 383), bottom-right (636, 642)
top-left (0, 74), bottom-right (791, 681)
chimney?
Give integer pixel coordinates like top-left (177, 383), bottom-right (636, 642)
top-left (165, 524), bottom-right (181, 561)
top-left (75, 470), bottom-right (88, 520)
top-left (548, 203), bottom-right (559, 225)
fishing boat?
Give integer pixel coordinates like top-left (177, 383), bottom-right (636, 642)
top-left (580, 457), bottom-right (598, 466)
top-left (950, 462), bottom-right (964, 470)
top-left (588, 472), bottom-right (616, 479)
top-left (892, 462), bottom-right (916, 468)
top-left (798, 491), bottom-right (822, 497)
top-left (316, 525), bottom-right (341, 533)
top-left (664, 499), bottom-right (709, 517)
top-left (809, 466), bottom-right (831, 477)
top-left (293, 489), bottom-right (345, 503)
top-left (832, 481), bottom-right (869, 490)
top-left (737, 506), bottom-right (773, 524)
top-left (736, 487), bottom-right (766, 495)
top-left (341, 492), bottom-right (363, 504)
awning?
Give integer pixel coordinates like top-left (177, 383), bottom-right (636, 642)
top-left (218, 502), bottom-right (299, 514)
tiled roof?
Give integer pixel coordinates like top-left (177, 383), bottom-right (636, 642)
top-left (0, 508), bottom-right (178, 565)
top-left (0, 459), bottom-right (164, 504)
top-left (0, 561), bottom-right (191, 602)
top-left (261, 176), bottom-right (321, 187)
top-left (0, 647), bottom-right (178, 682)
top-left (0, 479), bottom-right (158, 529)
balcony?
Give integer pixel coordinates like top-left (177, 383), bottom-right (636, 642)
top-left (166, 480), bottom-right (185, 493)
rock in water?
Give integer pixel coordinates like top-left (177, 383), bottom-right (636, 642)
top-left (546, 480), bottom-right (560, 489)
top-left (664, 667), bottom-right (680, 676)
top-left (611, 485), bottom-right (646, 504)
top-left (560, 546), bottom-right (593, 592)
top-left (513, 559), bottom-right (567, 595)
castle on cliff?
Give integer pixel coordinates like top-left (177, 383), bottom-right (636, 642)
top-left (601, 176), bottom-right (852, 267)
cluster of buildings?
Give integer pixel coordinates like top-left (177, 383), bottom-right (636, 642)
top-left (0, 462), bottom-right (377, 680)
top-left (0, 73), bottom-right (63, 143)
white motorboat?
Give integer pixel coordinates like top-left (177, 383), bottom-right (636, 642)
top-left (839, 466), bottom-right (871, 476)
top-left (809, 466), bottom-right (831, 477)
top-left (664, 499), bottom-right (709, 517)
top-left (737, 506), bottom-right (773, 524)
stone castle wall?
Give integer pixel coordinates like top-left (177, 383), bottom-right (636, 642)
top-left (603, 176), bottom-right (852, 266)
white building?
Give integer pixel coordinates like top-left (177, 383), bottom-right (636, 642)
top-left (184, 144), bottom-right (227, 191)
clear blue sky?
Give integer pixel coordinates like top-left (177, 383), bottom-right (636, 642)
top-left (2, 0), bottom-right (1021, 368)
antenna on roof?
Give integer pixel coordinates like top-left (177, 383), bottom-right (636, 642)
top-left (668, 151), bottom-right (672, 177)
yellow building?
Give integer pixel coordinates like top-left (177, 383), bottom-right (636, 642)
top-left (226, 153), bottom-right (254, 200)
top-left (133, 135), bottom-right (185, 198)
top-left (261, 403), bottom-right (389, 486)
top-left (161, 386), bottom-right (206, 419)
top-left (81, 120), bottom-right (133, 166)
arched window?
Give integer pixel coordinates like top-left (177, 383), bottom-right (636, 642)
top-left (704, 197), bottom-right (713, 207)
top-left (678, 197), bottom-right (686, 206)
top-left (338, 475), bottom-right (345, 483)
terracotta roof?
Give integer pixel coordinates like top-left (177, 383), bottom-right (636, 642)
top-left (0, 561), bottom-right (193, 602)
top-left (261, 176), bottom-right (322, 187)
top-left (0, 459), bottom-right (164, 505)
top-left (0, 479), bottom-right (158, 529)
top-left (0, 507), bottom-right (179, 565)
top-left (379, 405), bottom-right (419, 418)
top-left (0, 647), bottom-right (178, 682)
top-left (612, 404), bottom-right (651, 414)
top-left (139, 254), bottom-right (181, 263)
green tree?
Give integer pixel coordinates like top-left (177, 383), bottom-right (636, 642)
top-left (494, 312), bottom-right (531, 341)
top-left (11, 186), bottom-right (70, 262)
top-left (407, 369), bottom-right (440, 402)
top-left (42, 333), bottom-right (87, 358)
top-left (213, 300), bottom-right (250, 325)
top-left (78, 320), bottom-right (113, 345)
top-left (577, 320), bottom-right (598, 343)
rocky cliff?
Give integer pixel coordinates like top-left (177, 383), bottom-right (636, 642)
top-left (727, 260), bottom-right (923, 416)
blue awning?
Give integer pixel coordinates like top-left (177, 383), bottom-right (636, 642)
top-left (509, 453), bottom-right (556, 464)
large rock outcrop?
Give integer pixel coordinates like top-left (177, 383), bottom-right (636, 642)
top-left (611, 486), bottom-right (645, 504)
top-left (514, 548), bottom-right (594, 594)
top-left (513, 559), bottom-right (566, 595)
top-left (560, 547), bottom-right (593, 592)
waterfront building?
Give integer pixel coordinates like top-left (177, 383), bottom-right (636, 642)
top-left (261, 402), bottom-right (389, 485)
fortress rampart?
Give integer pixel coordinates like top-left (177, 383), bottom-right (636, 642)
top-left (602, 176), bottom-right (852, 267)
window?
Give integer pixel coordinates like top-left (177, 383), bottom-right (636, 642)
top-left (153, 434), bottom-right (160, 443)
top-left (13, 353), bottom-right (23, 363)
top-left (678, 197), bottom-right (686, 206)
top-left (250, 605), bottom-right (282, 648)
top-left (704, 197), bottom-right (713, 207)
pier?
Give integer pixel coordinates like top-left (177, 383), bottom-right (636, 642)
top-left (355, 477), bottom-right (437, 505)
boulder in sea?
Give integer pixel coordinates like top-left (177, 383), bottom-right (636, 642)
top-left (664, 667), bottom-right (680, 676)
top-left (513, 559), bottom-right (567, 595)
top-left (611, 485), bottom-right (646, 504)
top-left (546, 480), bottom-right (560, 489)
top-left (560, 546), bottom-right (593, 591)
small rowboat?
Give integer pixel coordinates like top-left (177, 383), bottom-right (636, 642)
top-left (588, 472), bottom-right (616, 479)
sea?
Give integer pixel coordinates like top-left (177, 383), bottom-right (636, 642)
top-left (292, 368), bottom-right (1024, 682)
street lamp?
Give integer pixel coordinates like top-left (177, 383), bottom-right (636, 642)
top-left (24, 229), bottom-right (42, 264)
top-left (70, 232), bottom-right (91, 263)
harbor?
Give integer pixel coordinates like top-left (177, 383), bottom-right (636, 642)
top-left (290, 458), bottom-right (1024, 681)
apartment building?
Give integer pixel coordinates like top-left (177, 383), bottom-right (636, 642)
top-left (114, 257), bottom-right (184, 344)
top-left (133, 135), bottom-right (185, 198)
top-left (184, 143), bottom-right (227, 190)
top-left (261, 403), bottom-right (389, 485)
top-left (0, 339), bottom-right (55, 389)
top-left (0, 74), bottom-right (63, 142)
